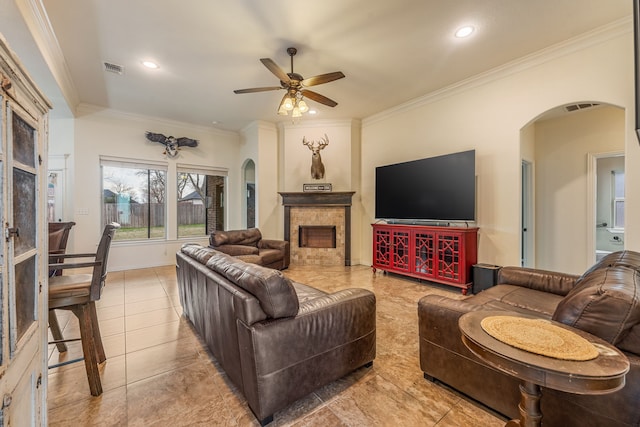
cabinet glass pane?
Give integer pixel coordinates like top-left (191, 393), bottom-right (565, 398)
top-left (414, 232), bottom-right (435, 275)
top-left (12, 112), bottom-right (35, 168)
top-left (15, 256), bottom-right (36, 343)
top-left (13, 169), bottom-right (36, 256)
top-left (374, 229), bottom-right (391, 267)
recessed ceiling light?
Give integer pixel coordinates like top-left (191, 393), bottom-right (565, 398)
top-left (308, 110), bottom-right (317, 115)
top-left (455, 26), bottom-right (475, 38)
top-left (142, 60), bottom-right (159, 69)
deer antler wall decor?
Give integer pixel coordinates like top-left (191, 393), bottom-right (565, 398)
top-left (302, 134), bottom-right (329, 180)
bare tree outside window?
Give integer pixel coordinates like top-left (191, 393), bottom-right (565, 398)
top-left (177, 172), bottom-right (225, 238)
top-left (102, 164), bottom-right (166, 240)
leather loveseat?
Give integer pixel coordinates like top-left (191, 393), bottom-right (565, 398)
top-left (419, 250), bottom-right (640, 427)
top-left (209, 228), bottom-right (289, 270)
top-left (176, 243), bottom-right (376, 425)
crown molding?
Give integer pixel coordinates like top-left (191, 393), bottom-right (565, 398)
top-left (76, 103), bottom-right (239, 138)
top-left (15, 0), bottom-right (79, 113)
top-left (364, 17), bottom-right (632, 127)
top-left (241, 120), bottom-right (278, 135)
top-left (279, 118), bottom-right (360, 131)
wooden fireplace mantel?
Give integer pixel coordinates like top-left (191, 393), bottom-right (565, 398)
top-left (279, 191), bottom-right (355, 207)
top-left (279, 192), bottom-right (355, 266)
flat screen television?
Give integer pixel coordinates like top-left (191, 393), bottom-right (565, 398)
top-left (375, 149), bottom-right (475, 222)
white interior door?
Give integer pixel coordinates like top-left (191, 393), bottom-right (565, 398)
top-left (521, 160), bottom-right (533, 267)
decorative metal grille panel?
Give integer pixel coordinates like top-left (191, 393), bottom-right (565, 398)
top-left (414, 232), bottom-right (436, 275)
top-left (437, 235), bottom-right (461, 280)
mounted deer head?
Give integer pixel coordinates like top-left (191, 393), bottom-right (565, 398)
top-left (302, 134), bottom-right (329, 180)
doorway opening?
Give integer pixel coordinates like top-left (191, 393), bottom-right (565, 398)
top-left (243, 159), bottom-right (256, 228)
top-left (590, 152), bottom-right (625, 263)
top-left (520, 102), bottom-right (624, 273)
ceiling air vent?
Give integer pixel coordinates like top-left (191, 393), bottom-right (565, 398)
top-left (564, 102), bottom-right (599, 113)
top-left (104, 62), bottom-right (124, 75)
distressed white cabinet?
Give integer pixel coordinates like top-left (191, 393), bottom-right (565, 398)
top-left (0, 34), bottom-right (51, 425)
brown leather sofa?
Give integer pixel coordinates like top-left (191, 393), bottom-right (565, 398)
top-left (419, 250), bottom-right (640, 427)
top-left (209, 228), bottom-right (289, 270)
top-left (176, 243), bottom-right (376, 425)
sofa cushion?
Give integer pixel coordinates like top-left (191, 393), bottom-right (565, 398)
top-left (214, 244), bottom-right (260, 256)
top-left (553, 266), bottom-right (640, 354)
top-left (205, 250), bottom-right (298, 319)
top-left (471, 285), bottom-right (562, 318)
top-left (236, 254), bottom-right (263, 265)
top-left (210, 228), bottom-right (262, 247)
top-left (181, 243), bottom-right (218, 264)
top-left (259, 248), bottom-right (284, 266)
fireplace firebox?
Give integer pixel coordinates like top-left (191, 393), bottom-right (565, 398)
top-left (299, 225), bottom-right (337, 248)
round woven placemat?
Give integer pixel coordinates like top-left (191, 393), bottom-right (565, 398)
top-left (480, 315), bottom-right (599, 361)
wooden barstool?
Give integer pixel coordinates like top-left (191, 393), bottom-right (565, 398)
top-left (48, 223), bottom-right (119, 396)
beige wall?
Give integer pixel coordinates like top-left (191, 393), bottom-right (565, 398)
top-left (280, 120), bottom-right (359, 192)
top-left (240, 121), bottom-right (280, 239)
top-left (70, 105), bottom-right (241, 270)
top-left (359, 23), bottom-right (637, 270)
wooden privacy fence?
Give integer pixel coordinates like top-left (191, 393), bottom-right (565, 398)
top-left (104, 203), bottom-right (205, 226)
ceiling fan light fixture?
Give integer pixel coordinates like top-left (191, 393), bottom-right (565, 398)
top-left (234, 47), bottom-right (344, 117)
top-left (292, 107), bottom-right (302, 118)
top-left (283, 97), bottom-right (295, 111)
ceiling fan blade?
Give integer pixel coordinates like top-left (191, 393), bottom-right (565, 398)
top-left (301, 89), bottom-right (338, 107)
top-left (301, 71), bottom-right (345, 87)
top-left (233, 86), bottom-right (283, 94)
top-left (260, 58), bottom-right (291, 83)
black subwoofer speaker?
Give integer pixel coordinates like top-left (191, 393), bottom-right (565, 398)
top-left (472, 264), bottom-right (500, 294)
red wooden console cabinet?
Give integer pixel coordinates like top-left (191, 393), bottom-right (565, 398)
top-left (372, 223), bottom-right (478, 294)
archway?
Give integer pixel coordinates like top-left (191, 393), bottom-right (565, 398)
top-left (520, 102), bottom-right (625, 274)
top-left (242, 159), bottom-right (256, 228)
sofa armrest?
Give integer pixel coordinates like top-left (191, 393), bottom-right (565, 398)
top-left (497, 266), bottom-right (580, 296)
top-left (237, 288), bottom-right (376, 420)
top-left (258, 239), bottom-right (290, 269)
top-left (244, 288), bottom-right (376, 364)
top-left (211, 244), bottom-right (259, 256)
top-left (418, 294), bottom-right (485, 353)
top-left (258, 239), bottom-right (288, 251)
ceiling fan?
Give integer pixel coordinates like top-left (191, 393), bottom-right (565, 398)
top-left (233, 47), bottom-right (345, 116)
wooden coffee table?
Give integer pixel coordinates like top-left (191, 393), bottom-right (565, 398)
top-left (459, 311), bottom-right (629, 427)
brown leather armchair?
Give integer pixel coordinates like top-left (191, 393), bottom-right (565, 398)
top-left (209, 228), bottom-right (289, 270)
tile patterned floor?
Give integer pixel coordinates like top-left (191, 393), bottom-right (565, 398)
top-left (47, 264), bottom-right (506, 426)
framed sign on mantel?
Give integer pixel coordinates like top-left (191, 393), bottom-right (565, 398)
top-left (303, 183), bottom-right (332, 192)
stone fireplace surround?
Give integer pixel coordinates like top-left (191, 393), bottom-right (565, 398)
top-left (279, 192), bottom-right (355, 266)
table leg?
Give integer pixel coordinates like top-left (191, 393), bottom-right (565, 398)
top-left (505, 380), bottom-right (542, 427)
